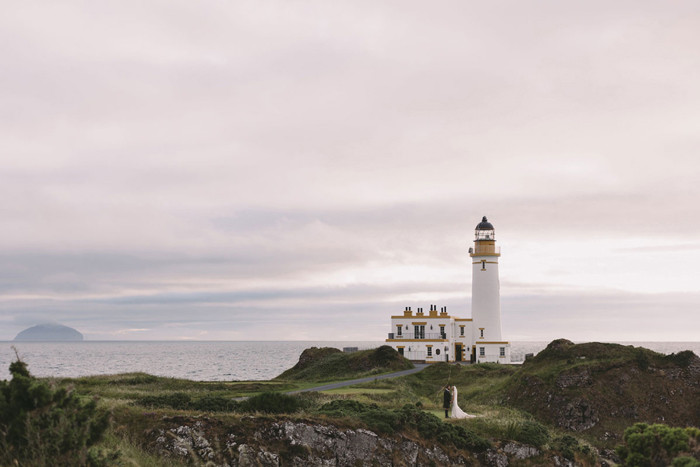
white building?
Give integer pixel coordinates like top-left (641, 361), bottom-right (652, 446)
top-left (385, 217), bottom-right (511, 364)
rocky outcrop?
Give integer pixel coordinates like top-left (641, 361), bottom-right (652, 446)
top-left (506, 341), bottom-right (700, 439)
top-left (146, 416), bottom-right (566, 466)
top-left (150, 416), bottom-right (472, 466)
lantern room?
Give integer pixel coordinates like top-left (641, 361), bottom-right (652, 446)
top-left (470, 216), bottom-right (500, 257)
top-left (475, 216), bottom-right (495, 240)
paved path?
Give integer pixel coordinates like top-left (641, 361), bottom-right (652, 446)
top-left (286, 364), bottom-right (429, 394)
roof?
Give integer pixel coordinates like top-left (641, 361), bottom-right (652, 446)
top-left (475, 216), bottom-right (494, 230)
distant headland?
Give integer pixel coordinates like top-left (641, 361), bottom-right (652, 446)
top-left (13, 323), bottom-right (84, 342)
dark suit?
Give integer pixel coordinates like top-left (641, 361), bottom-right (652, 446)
top-left (443, 387), bottom-right (451, 418)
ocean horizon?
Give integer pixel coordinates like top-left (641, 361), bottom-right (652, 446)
top-left (2, 340), bottom-right (699, 382)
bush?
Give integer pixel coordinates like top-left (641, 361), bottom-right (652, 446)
top-left (0, 357), bottom-right (113, 466)
top-left (673, 458), bottom-right (700, 467)
top-left (515, 420), bottom-right (550, 447)
top-left (238, 392), bottom-right (305, 414)
top-left (191, 395), bottom-right (239, 412)
top-left (665, 350), bottom-right (696, 368)
top-left (137, 392), bottom-right (192, 410)
top-left (616, 423), bottom-right (698, 467)
top-left (319, 400), bottom-right (490, 452)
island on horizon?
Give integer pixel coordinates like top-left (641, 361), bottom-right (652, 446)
top-left (13, 323), bottom-right (84, 342)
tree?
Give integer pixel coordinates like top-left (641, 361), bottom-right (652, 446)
top-left (0, 350), bottom-right (114, 466)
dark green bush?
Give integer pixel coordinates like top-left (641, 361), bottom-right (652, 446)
top-left (0, 357), bottom-right (113, 466)
top-left (616, 423), bottom-right (697, 467)
top-left (673, 458), bottom-right (700, 467)
top-left (191, 395), bottom-right (239, 412)
top-left (665, 351), bottom-right (696, 368)
top-left (551, 435), bottom-right (582, 461)
top-left (137, 392), bottom-right (192, 410)
top-left (134, 391), bottom-right (301, 413)
top-left (319, 400), bottom-right (490, 452)
top-left (238, 392), bottom-right (305, 414)
top-left (515, 420), bottom-right (550, 447)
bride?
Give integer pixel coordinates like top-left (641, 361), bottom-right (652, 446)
top-left (451, 386), bottom-right (476, 419)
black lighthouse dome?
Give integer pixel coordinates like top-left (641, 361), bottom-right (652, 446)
top-left (475, 216), bottom-right (495, 241)
top-left (475, 216), bottom-right (494, 230)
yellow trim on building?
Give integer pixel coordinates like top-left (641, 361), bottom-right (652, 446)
top-left (385, 339), bottom-right (448, 343)
top-left (459, 325), bottom-right (466, 327)
top-left (477, 341), bottom-right (511, 344)
top-left (411, 322), bottom-right (427, 325)
top-left (454, 318), bottom-right (472, 321)
top-left (472, 261), bottom-right (499, 264)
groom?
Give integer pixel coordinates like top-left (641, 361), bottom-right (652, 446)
top-left (443, 385), bottom-right (452, 418)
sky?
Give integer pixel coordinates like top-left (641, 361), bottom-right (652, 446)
top-left (1, 1), bottom-right (699, 342)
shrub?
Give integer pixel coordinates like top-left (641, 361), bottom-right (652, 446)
top-left (191, 395), bottom-right (239, 412)
top-left (515, 420), bottom-right (550, 447)
top-left (673, 458), bottom-right (700, 467)
top-left (238, 392), bottom-right (305, 414)
top-left (0, 357), bottom-right (113, 466)
top-left (318, 400), bottom-right (490, 452)
top-left (616, 423), bottom-right (697, 467)
top-left (137, 392), bottom-right (192, 410)
top-left (665, 351), bottom-right (696, 368)
top-left (551, 435), bottom-right (586, 461)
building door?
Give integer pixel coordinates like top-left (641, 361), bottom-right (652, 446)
top-left (471, 347), bottom-right (476, 363)
top-left (455, 345), bottom-right (462, 362)
top-left (398, 348), bottom-right (404, 357)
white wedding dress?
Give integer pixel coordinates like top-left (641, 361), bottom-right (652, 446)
top-left (451, 386), bottom-right (475, 419)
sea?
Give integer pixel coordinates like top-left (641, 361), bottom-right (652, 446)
top-left (1, 341), bottom-right (699, 382)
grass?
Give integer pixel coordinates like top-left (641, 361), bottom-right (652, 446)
top-left (319, 387), bottom-right (395, 395)
top-left (275, 345), bottom-right (414, 382)
top-left (33, 341), bottom-right (682, 465)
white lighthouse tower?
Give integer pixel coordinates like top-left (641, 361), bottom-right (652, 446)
top-left (384, 215), bottom-right (511, 364)
top-left (469, 216), bottom-right (510, 363)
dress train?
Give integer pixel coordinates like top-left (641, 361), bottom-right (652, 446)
top-left (450, 386), bottom-right (476, 419)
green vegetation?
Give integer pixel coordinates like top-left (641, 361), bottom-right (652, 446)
top-left (317, 399), bottom-right (491, 451)
top-left (275, 345), bottom-right (414, 382)
top-left (0, 356), bottom-right (114, 467)
top-left (2, 340), bottom-right (697, 466)
top-left (615, 423), bottom-right (700, 467)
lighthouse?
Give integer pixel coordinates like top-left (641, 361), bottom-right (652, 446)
top-left (384, 215), bottom-right (511, 364)
top-left (469, 216), bottom-right (510, 362)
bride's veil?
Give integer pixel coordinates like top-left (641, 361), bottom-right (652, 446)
top-left (451, 385), bottom-right (473, 419)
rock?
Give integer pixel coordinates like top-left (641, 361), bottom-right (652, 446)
top-left (556, 368), bottom-right (593, 389)
top-left (558, 398), bottom-right (600, 431)
top-left (480, 448), bottom-right (508, 467)
top-left (502, 442), bottom-right (539, 459)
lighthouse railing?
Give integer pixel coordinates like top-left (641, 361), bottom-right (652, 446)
top-left (387, 332), bottom-right (446, 340)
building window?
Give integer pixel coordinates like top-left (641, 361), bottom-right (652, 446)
top-left (398, 348), bottom-right (404, 356)
top-left (427, 347), bottom-right (432, 357)
top-left (480, 329), bottom-right (484, 338)
top-left (500, 347), bottom-right (505, 357)
top-left (397, 326), bottom-right (402, 336)
top-left (435, 348), bottom-right (440, 356)
top-left (460, 327), bottom-right (464, 336)
top-left (479, 347), bottom-right (485, 357)
top-left (481, 260), bottom-right (486, 270)
top-left (414, 325), bottom-right (425, 339)
top-left (439, 326), bottom-right (445, 338)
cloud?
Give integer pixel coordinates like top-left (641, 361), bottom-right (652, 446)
top-left (1, 1), bottom-right (700, 340)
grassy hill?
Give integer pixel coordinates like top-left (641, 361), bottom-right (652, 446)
top-left (274, 345), bottom-right (414, 382)
top-left (5, 340), bottom-right (699, 466)
top-left (504, 339), bottom-right (700, 442)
